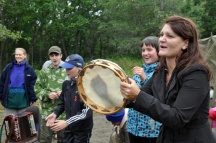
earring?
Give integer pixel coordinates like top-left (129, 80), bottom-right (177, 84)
top-left (182, 46), bottom-right (187, 50)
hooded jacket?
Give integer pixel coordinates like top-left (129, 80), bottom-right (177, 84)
top-left (127, 62), bottom-right (161, 137)
top-left (0, 62), bottom-right (37, 107)
top-left (54, 79), bottom-right (93, 133)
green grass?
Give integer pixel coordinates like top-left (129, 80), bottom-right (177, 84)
top-left (0, 104), bottom-right (3, 110)
top-left (107, 57), bottom-right (143, 77)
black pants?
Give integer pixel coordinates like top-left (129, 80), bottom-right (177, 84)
top-left (63, 127), bottom-right (91, 143)
top-left (129, 133), bottom-right (157, 143)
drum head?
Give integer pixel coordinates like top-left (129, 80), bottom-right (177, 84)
top-left (77, 59), bottom-right (129, 114)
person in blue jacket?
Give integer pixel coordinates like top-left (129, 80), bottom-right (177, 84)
top-left (0, 47), bottom-right (37, 115)
top-left (127, 36), bottom-right (161, 143)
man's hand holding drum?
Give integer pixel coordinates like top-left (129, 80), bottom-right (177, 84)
top-left (120, 78), bottom-right (141, 101)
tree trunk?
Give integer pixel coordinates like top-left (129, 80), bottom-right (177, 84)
top-left (0, 42), bottom-right (4, 71)
top-left (160, 0), bottom-right (165, 10)
top-left (75, 30), bottom-right (80, 53)
top-left (60, 31), bottom-right (67, 58)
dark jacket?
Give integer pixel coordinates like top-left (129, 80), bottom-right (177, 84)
top-left (0, 62), bottom-right (37, 107)
top-left (54, 80), bottom-right (93, 133)
top-left (133, 64), bottom-right (215, 143)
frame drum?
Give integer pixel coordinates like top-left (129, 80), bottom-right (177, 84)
top-left (77, 59), bottom-right (129, 114)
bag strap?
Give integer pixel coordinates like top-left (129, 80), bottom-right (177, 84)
top-left (0, 119), bottom-right (4, 143)
top-left (0, 114), bottom-right (16, 143)
top-left (6, 115), bottom-right (15, 143)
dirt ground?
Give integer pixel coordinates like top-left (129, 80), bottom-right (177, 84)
top-left (0, 110), bottom-right (113, 143)
top-left (1, 109), bottom-right (216, 143)
top-left (90, 112), bottom-right (113, 143)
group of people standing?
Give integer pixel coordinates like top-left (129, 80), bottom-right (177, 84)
top-left (0, 46), bottom-right (93, 143)
top-left (104, 15), bottom-right (216, 143)
top-left (0, 15), bottom-right (216, 143)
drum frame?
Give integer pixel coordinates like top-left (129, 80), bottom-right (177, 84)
top-left (77, 59), bottom-right (129, 114)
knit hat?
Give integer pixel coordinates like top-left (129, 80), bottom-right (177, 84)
top-left (48, 46), bottom-right (61, 55)
top-left (61, 54), bottom-right (84, 69)
top-left (106, 109), bottom-right (125, 123)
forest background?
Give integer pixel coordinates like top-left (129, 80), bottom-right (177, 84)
top-left (1, 0), bottom-right (216, 74)
top-left (1, 1), bottom-right (216, 140)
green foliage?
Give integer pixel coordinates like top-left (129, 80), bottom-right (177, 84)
top-left (107, 57), bottom-right (143, 77)
top-left (96, 0), bottom-right (191, 58)
top-left (180, 0), bottom-right (206, 36)
top-left (199, 0), bottom-right (216, 37)
top-left (0, 0), bottom-right (215, 71)
top-left (0, 24), bottom-right (22, 41)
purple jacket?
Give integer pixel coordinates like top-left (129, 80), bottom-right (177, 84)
top-left (0, 62), bottom-right (37, 107)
